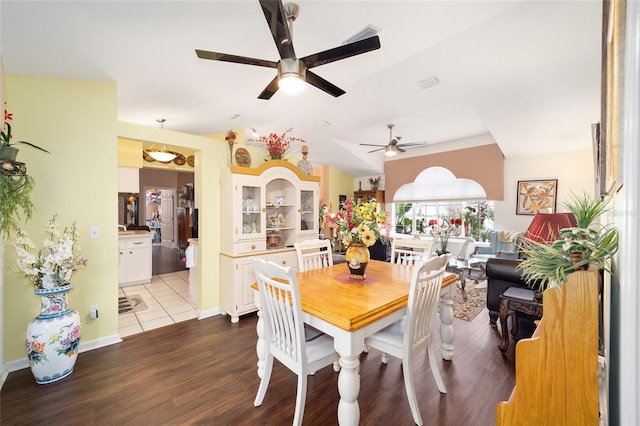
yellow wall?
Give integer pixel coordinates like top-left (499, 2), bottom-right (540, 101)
top-left (3, 75), bottom-right (119, 362)
top-left (328, 166), bottom-right (355, 210)
top-left (2, 74), bottom-right (226, 364)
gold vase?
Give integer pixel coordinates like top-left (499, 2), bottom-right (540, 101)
top-left (345, 241), bottom-right (370, 280)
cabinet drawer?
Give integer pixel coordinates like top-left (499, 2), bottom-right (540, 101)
top-left (266, 250), bottom-right (297, 269)
top-left (125, 237), bottom-right (151, 249)
top-left (235, 240), bottom-right (266, 254)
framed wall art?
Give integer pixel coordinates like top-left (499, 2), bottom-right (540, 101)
top-left (600, 0), bottom-right (624, 195)
top-left (516, 179), bottom-right (558, 215)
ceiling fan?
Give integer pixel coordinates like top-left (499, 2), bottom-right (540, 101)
top-left (360, 124), bottom-right (428, 156)
top-left (195, 1), bottom-right (381, 100)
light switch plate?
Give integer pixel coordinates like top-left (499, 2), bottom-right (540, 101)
top-left (90, 227), bottom-right (100, 239)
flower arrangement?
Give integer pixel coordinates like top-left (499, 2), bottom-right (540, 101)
top-left (429, 216), bottom-right (462, 255)
top-left (11, 215), bottom-right (88, 290)
top-left (248, 127), bottom-right (304, 160)
top-left (328, 199), bottom-right (390, 247)
top-left (225, 129), bottom-right (237, 163)
top-left (319, 201), bottom-right (333, 230)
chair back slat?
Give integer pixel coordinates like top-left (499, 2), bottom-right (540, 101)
top-left (391, 238), bottom-right (434, 266)
top-left (405, 255), bottom-right (448, 350)
top-left (253, 258), bottom-right (305, 365)
top-left (294, 239), bottom-right (334, 272)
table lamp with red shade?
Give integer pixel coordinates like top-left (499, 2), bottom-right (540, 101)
top-left (524, 212), bottom-right (578, 244)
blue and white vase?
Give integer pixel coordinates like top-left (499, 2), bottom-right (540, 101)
top-left (26, 284), bottom-right (82, 384)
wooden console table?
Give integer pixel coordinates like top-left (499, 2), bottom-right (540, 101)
top-left (498, 288), bottom-right (543, 353)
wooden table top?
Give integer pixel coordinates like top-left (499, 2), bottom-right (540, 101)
top-left (253, 260), bottom-right (456, 332)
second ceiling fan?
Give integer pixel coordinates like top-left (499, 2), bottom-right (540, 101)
top-left (195, 1), bottom-right (381, 100)
top-left (360, 124), bottom-right (428, 156)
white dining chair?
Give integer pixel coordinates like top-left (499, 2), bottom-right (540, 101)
top-left (364, 254), bottom-right (448, 426)
top-left (451, 236), bottom-right (475, 260)
top-left (294, 239), bottom-right (333, 272)
top-left (252, 258), bottom-right (339, 426)
top-left (390, 237), bottom-right (434, 266)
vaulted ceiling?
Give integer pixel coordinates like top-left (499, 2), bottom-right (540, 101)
top-left (0, 1), bottom-right (602, 177)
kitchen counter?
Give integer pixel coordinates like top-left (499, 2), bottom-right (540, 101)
top-left (118, 230), bottom-right (153, 238)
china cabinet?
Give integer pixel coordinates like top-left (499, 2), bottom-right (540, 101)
top-left (220, 160), bottom-right (320, 322)
top-left (354, 189), bottom-right (385, 204)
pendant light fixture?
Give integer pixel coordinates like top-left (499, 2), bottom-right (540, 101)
top-left (146, 119), bottom-right (178, 162)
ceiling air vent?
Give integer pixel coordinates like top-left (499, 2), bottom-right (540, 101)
top-left (342, 25), bottom-right (380, 45)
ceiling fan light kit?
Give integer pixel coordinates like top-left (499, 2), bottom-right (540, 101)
top-left (277, 58), bottom-right (306, 94)
top-left (195, 0), bottom-right (381, 99)
top-left (384, 145), bottom-right (397, 157)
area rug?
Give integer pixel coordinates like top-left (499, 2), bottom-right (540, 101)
top-left (443, 279), bottom-right (487, 322)
top-left (118, 295), bottom-right (148, 314)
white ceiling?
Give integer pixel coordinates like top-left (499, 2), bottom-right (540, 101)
top-left (0, 0), bottom-right (602, 178)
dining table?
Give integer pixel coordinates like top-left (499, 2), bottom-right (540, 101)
top-left (252, 259), bottom-right (458, 426)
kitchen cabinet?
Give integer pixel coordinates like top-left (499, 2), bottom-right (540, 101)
top-left (220, 160), bottom-right (320, 321)
top-left (118, 232), bottom-right (153, 286)
top-left (118, 166), bottom-right (139, 193)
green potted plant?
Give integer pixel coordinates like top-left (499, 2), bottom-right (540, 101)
top-left (518, 191), bottom-right (619, 289)
top-left (0, 172), bottom-right (35, 236)
top-left (0, 108), bottom-right (48, 237)
top-left (1, 108), bottom-right (50, 160)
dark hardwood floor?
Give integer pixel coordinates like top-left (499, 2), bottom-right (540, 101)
top-left (152, 245), bottom-right (188, 275)
top-left (1, 308), bottom-right (517, 425)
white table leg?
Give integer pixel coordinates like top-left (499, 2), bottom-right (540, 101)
top-left (337, 355), bottom-right (360, 426)
top-left (440, 290), bottom-right (454, 361)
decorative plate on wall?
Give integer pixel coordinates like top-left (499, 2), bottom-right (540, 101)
top-left (235, 147), bottom-right (251, 167)
top-left (187, 155), bottom-right (195, 167)
top-left (173, 154), bottom-right (187, 166)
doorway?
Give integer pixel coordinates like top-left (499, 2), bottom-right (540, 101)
top-left (144, 186), bottom-right (176, 248)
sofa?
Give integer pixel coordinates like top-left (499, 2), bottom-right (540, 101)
top-left (485, 257), bottom-right (536, 326)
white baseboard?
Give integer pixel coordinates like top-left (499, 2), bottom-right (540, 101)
top-left (198, 307), bottom-right (222, 320)
top-left (0, 364), bottom-right (9, 390)
top-left (78, 334), bottom-right (122, 353)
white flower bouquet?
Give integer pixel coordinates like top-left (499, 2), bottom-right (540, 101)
top-left (12, 215), bottom-right (88, 290)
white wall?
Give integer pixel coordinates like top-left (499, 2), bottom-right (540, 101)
top-left (494, 148), bottom-right (594, 231)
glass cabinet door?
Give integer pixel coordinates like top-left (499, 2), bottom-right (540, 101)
top-left (299, 189), bottom-right (316, 234)
top-left (239, 183), bottom-right (263, 239)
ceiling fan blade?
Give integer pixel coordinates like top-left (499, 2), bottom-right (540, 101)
top-left (301, 36), bottom-right (381, 69)
top-left (359, 143), bottom-right (387, 147)
top-left (258, 76), bottom-right (280, 100)
top-left (397, 147), bottom-right (406, 153)
top-left (305, 70), bottom-right (346, 97)
top-left (367, 147), bottom-right (385, 153)
top-left (397, 141), bottom-right (428, 148)
top-left (195, 50), bottom-right (277, 68)
top-left (259, 0), bottom-right (296, 60)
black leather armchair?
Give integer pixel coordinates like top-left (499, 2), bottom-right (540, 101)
top-left (485, 257), bottom-right (533, 325)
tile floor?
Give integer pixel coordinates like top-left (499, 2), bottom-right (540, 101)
top-left (118, 270), bottom-right (198, 338)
